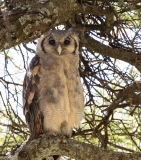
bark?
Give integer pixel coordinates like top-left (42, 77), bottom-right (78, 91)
top-left (0, 0), bottom-right (113, 51)
top-left (1, 1), bottom-right (141, 159)
top-left (1, 0), bottom-right (139, 71)
top-left (2, 137), bottom-right (141, 160)
top-left (84, 34), bottom-right (141, 72)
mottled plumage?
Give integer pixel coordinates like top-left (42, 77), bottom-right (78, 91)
top-left (23, 28), bottom-right (84, 159)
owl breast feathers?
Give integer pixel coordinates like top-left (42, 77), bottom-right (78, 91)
top-left (23, 28), bottom-right (84, 140)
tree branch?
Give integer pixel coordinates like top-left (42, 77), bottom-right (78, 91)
top-left (0, 0), bottom-right (113, 51)
top-left (3, 137), bottom-right (141, 160)
top-left (85, 34), bottom-right (141, 72)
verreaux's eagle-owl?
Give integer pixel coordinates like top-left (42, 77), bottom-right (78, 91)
top-left (23, 28), bottom-right (84, 159)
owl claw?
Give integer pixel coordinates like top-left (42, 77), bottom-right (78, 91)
top-left (52, 132), bottom-right (60, 137)
top-left (37, 131), bottom-right (61, 139)
top-left (37, 133), bottom-right (47, 138)
top-left (38, 133), bottom-right (70, 144)
top-left (60, 135), bottom-right (70, 144)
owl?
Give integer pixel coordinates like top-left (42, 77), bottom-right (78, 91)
top-left (23, 28), bottom-right (84, 159)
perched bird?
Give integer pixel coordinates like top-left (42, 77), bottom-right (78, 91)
top-left (23, 28), bottom-right (84, 159)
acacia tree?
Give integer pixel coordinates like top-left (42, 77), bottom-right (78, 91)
top-left (0, 0), bottom-right (141, 159)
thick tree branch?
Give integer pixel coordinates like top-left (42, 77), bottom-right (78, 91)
top-left (3, 137), bottom-right (141, 160)
top-left (85, 35), bottom-right (141, 72)
top-left (6, 0), bottom-right (38, 8)
top-left (0, 0), bottom-right (113, 51)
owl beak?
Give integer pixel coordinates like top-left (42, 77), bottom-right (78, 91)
top-left (57, 45), bottom-right (62, 55)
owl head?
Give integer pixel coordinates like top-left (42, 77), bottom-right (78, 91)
top-left (36, 28), bottom-right (80, 56)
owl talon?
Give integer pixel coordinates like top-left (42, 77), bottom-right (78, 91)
top-left (64, 137), bottom-right (70, 144)
top-left (53, 132), bottom-right (60, 137)
top-left (37, 133), bottom-right (48, 138)
top-left (46, 131), bottom-right (60, 137)
top-left (60, 135), bottom-right (70, 143)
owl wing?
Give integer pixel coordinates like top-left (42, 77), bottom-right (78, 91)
top-left (23, 55), bottom-right (43, 140)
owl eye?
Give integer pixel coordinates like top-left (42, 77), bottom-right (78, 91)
top-left (64, 39), bottom-right (70, 45)
top-left (49, 39), bottom-right (55, 45)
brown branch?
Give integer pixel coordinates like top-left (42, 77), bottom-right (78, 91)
top-left (108, 81), bottom-right (141, 110)
top-left (0, 0), bottom-right (114, 51)
top-left (85, 34), bottom-right (141, 72)
top-left (3, 137), bottom-right (141, 160)
top-left (0, 77), bottom-right (22, 86)
top-left (107, 141), bottom-right (135, 152)
top-left (93, 82), bottom-right (141, 136)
